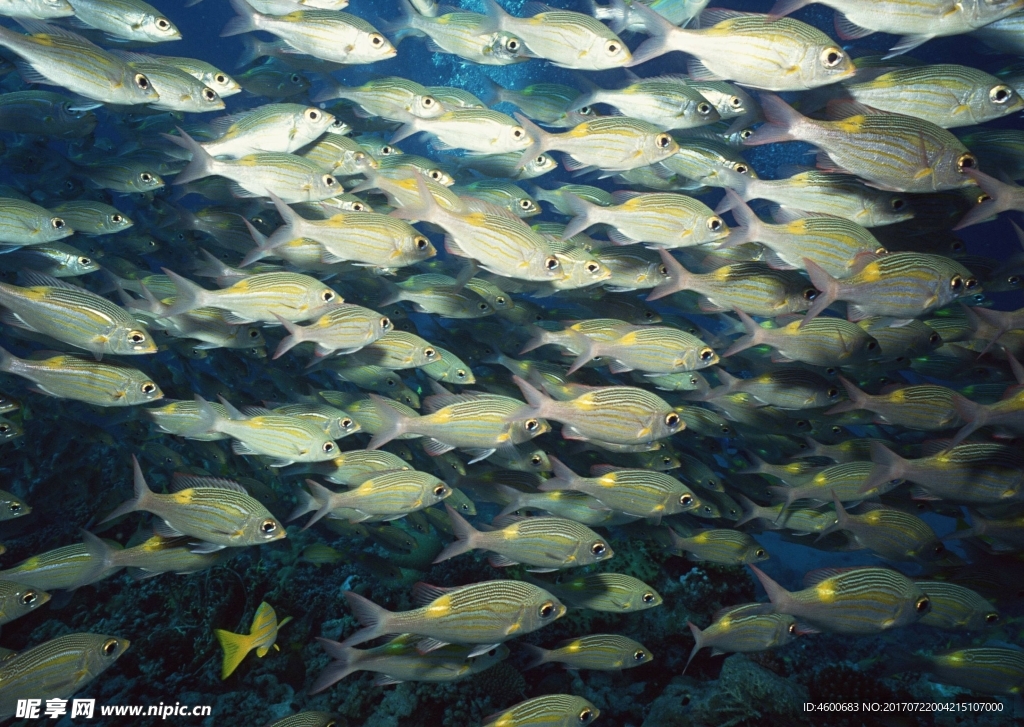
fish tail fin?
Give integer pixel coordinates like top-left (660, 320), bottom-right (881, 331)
top-left (179, 394), bottom-right (222, 438)
top-left (520, 643), bottom-right (550, 670)
top-left (647, 249), bottom-right (691, 301)
top-left (767, 0), bottom-right (810, 20)
top-left (221, 0), bottom-right (261, 37)
top-left (684, 621), bottom-right (703, 674)
top-left (861, 441), bottom-right (908, 493)
top-left (215, 628), bottom-right (255, 679)
top-left (520, 325), bottom-right (553, 354)
top-left (432, 505), bottom-right (480, 563)
top-left (949, 393), bottom-right (984, 446)
top-left (365, 394), bottom-right (411, 450)
top-left (389, 173), bottom-right (446, 226)
top-left (478, 76), bottom-right (506, 107)
top-left (235, 35), bottom-right (265, 68)
top-left (717, 190), bottom-right (761, 249)
top-left (540, 455), bottom-right (580, 491)
top-left (826, 375), bottom-right (867, 414)
top-left (160, 267), bottom-right (212, 317)
top-left (954, 169), bottom-right (1008, 230)
top-left (766, 485), bottom-right (797, 522)
top-left (733, 494), bottom-right (763, 528)
top-left (478, 0), bottom-right (514, 34)
top-left (99, 456), bottom-right (153, 525)
top-left (561, 193), bottom-right (601, 240)
top-left (310, 638), bottom-right (362, 693)
top-left (78, 530), bottom-right (117, 587)
top-left (0, 344), bottom-right (16, 374)
top-left (714, 169), bottom-right (753, 208)
top-left (566, 331), bottom-right (598, 375)
top-left (302, 479), bottom-right (339, 530)
top-left (164, 128), bottom-right (218, 186)
top-left (624, 1), bottom-right (678, 65)
top-left (722, 309), bottom-right (767, 358)
top-left (389, 113), bottom-right (424, 146)
top-left (287, 484), bottom-right (319, 523)
top-left (340, 590), bottom-right (392, 647)
top-left (310, 77), bottom-right (345, 104)
top-left (800, 257), bottom-right (838, 325)
top-left (744, 94), bottom-right (805, 147)
top-left (511, 374), bottom-right (554, 420)
top-left (817, 490), bottom-right (848, 539)
top-left (514, 113), bottom-right (553, 170)
top-left (748, 564), bottom-right (795, 612)
top-left (239, 219), bottom-right (277, 267)
top-left (271, 314), bottom-right (305, 360)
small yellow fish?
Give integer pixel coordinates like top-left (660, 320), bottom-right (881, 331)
top-left (214, 601), bottom-right (292, 679)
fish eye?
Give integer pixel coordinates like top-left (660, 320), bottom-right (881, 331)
top-left (370, 34), bottom-right (385, 47)
top-left (156, 17), bottom-right (171, 30)
top-left (957, 153), bottom-right (977, 172)
top-left (341, 418), bottom-right (354, 429)
top-left (720, 424), bottom-right (732, 434)
top-left (422, 96), bottom-right (436, 108)
top-left (827, 387), bottom-right (839, 398)
top-left (795, 420), bottom-right (810, 430)
top-left (128, 331), bottom-right (146, 344)
top-left (102, 639), bottom-right (120, 657)
top-left (140, 172), bottom-right (153, 183)
top-left (535, 156), bottom-right (547, 165)
top-left (1008, 275), bottom-right (1021, 286)
top-left (386, 378), bottom-right (396, 386)
top-left (323, 442), bottom-right (335, 452)
top-left (429, 170), bottom-right (442, 181)
top-left (699, 348), bottom-right (714, 361)
top-left (734, 164), bottom-right (749, 175)
top-left (788, 623), bottom-right (796, 634)
top-left (323, 174), bottom-right (337, 187)
top-left (964, 277), bottom-right (978, 290)
top-left (890, 197), bottom-right (906, 211)
top-left (866, 340), bottom-right (878, 350)
top-left (519, 199), bottom-right (533, 210)
top-left (820, 47), bottom-right (844, 68)
top-left (0, 424), bottom-right (9, 434)
top-left (202, 88), bottom-right (217, 102)
top-left (8, 503), bottom-right (19, 512)
top-left (642, 592), bottom-right (654, 603)
top-left (579, 708), bottom-right (594, 723)
top-left (415, 236), bottom-right (430, 251)
top-left (134, 73), bottom-right (150, 90)
top-left (216, 74), bottom-right (227, 84)
top-left (888, 478), bottom-right (902, 485)
top-left (525, 418), bottom-right (539, 432)
top-left (20, 590), bottom-right (37, 605)
top-left (739, 128), bottom-right (754, 140)
top-left (729, 96), bottom-right (743, 108)
top-left (512, 127), bottom-right (525, 139)
top-left (380, 316), bottom-right (392, 329)
top-left (655, 133), bottom-right (671, 149)
top-left (697, 102), bottom-right (712, 115)
top-left (51, 217), bottom-right (65, 229)
top-left (432, 484), bottom-right (447, 496)
top-left (985, 612), bottom-right (1000, 624)
top-left (606, 40), bottom-right (621, 54)
top-left (495, 296), bottom-right (507, 305)
top-left (381, 145), bottom-right (394, 155)
top-left (539, 601), bottom-right (556, 618)
top-left (305, 108), bottom-right (321, 122)
top-left (141, 382), bottom-right (157, 394)
top-left (530, 454), bottom-right (542, 465)
top-left (755, 548), bottom-right (765, 557)
top-left (803, 288), bottom-right (818, 301)
top-left (455, 369), bottom-right (467, 379)
top-left (915, 596), bottom-right (930, 613)
top-left (591, 542), bottom-right (607, 556)
top-left (322, 290), bottom-right (336, 302)
top-left (424, 347), bottom-right (437, 359)
top-left (665, 412), bottom-right (680, 427)
top-left (290, 74), bottom-right (301, 84)
top-left (506, 37), bottom-right (520, 52)
top-left (111, 214), bottom-right (123, 223)
top-left (679, 493), bottom-right (693, 506)
top-left (585, 262), bottom-right (601, 274)
top-left (260, 518), bottom-right (278, 534)
top-left (950, 274), bottom-right (963, 291)
top-left (352, 202), bottom-right (365, 211)
top-left (706, 216), bottom-right (723, 232)
top-left (578, 106), bottom-right (592, 115)
top-left (657, 263), bottom-right (669, 275)
top-left (544, 256), bottom-right (560, 271)
top-left (990, 85), bottom-right (1013, 104)
top-left (245, 328), bottom-right (260, 339)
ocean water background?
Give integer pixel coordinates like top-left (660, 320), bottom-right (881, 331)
top-left (0, 0), bottom-right (1021, 725)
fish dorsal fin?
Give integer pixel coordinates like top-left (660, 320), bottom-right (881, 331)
top-left (699, 8), bottom-right (754, 25)
top-left (171, 473), bottom-right (248, 494)
top-left (241, 406), bottom-right (274, 417)
top-left (590, 464), bottom-right (625, 476)
top-left (19, 271), bottom-right (81, 290)
top-left (218, 395), bottom-right (247, 420)
top-left (423, 393), bottom-right (481, 414)
top-left (802, 566), bottom-right (858, 588)
top-left (712, 602), bottom-right (773, 621)
top-left (17, 19), bottom-right (98, 46)
top-left (208, 111), bottom-right (248, 136)
top-left (421, 438), bottom-right (456, 457)
top-left (491, 513), bottom-right (526, 528)
top-left (411, 581), bottom-right (455, 606)
top-left (920, 439), bottom-right (953, 457)
top-left (108, 49), bottom-right (153, 64)
top-left (825, 100), bottom-right (889, 120)
top-left (834, 12), bottom-right (874, 41)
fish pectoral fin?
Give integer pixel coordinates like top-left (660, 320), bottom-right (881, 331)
top-left (256, 646), bottom-right (270, 658)
top-left (466, 643), bottom-right (502, 658)
top-left (415, 637), bottom-right (450, 654)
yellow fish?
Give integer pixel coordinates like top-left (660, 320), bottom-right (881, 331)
top-left (214, 601), bottom-right (292, 679)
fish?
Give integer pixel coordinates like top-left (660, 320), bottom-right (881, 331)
top-left (435, 506), bottom-right (613, 571)
top-left (629, 7), bottom-right (855, 91)
top-left (100, 458), bottom-right (286, 550)
top-left (561, 191), bottom-right (727, 249)
top-left (0, 0), bottom-right (73, 19)
top-left (745, 95), bottom-right (979, 193)
top-left (386, 0), bottom-right (528, 66)
top-left (724, 310), bottom-right (881, 368)
top-left (543, 456), bottom-right (698, 521)
top-left (340, 580), bottom-right (566, 652)
top-left (273, 305), bottom-right (393, 359)
top-left (686, 603), bottom-right (797, 672)
top-left (482, 695), bottom-right (599, 727)
top-left (916, 581), bottom-right (1000, 630)
top-left (313, 77), bottom-right (444, 121)
top-left (0, 345), bottom-right (162, 406)
top-left (819, 493), bottom-right (946, 562)
top-left (0, 535), bottom-right (118, 591)
top-left (312, 635), bottom-right (508, 690)
top-left (299, 470), bottom-right (450, 525)
top-left (0, 633), bottom-right (129, 719)
top-left (517, 115), bottom-right (678, 173)
top-left (667, 528), bottom-right (768, 564)
top-left (66, 0), bottom-right (180, 43)
top-left (214, 601), bottom-right (292, 678)
top-left (535, 573), bottom-right (662, 612)
top-left (522, 634), bottom-right (651, 671)
top-left (222, 0), bottom-right (395, 64)
top-left (0, 581), bottom-right (49, 626)
top-left (199, 103), bottom-right (336, 158)
top-left (750, 565), bottom-right (930, 635)
top-left (826, 378), bottom-right (960, 430)
top-left (889, 647), bottom-right (1024, 697)
top-left (0, 197), bottom-right (74, 247)
top-left (0, 491), bottom-right (29, 520)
